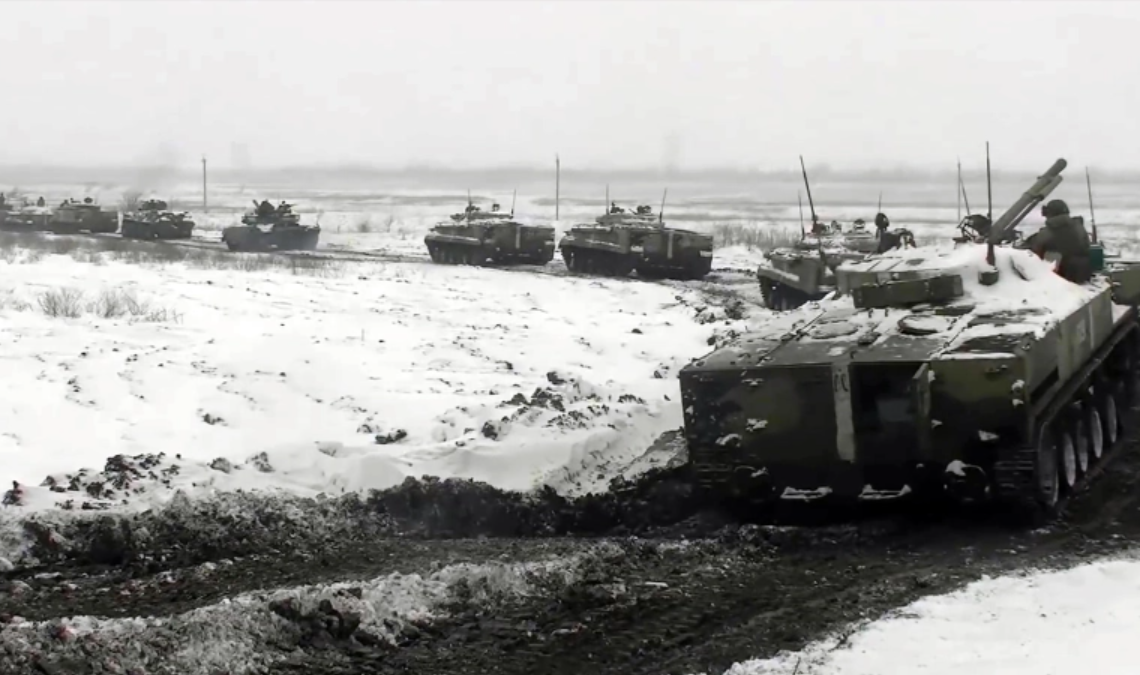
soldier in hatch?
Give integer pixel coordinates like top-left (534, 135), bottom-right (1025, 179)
top-left (257, 199), bottom-right (275, 217)
top-left (36, 196), bottom-right (45, 207)
top-left (873, 212), bottom-right (890, 238)
top-left (1026, 199), bottom-right (1092, 284)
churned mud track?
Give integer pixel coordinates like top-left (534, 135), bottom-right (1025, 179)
top-left (1, 539), bottom-right (595, 623)
top-left (8, 422), bottom-right (1140, 674)
top-left (268, 407), bottom-right (1140, 675)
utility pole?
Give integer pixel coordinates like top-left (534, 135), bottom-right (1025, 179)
top-left (555, 154), bottom-right (561, 221)
top-left (201, 156), bottom-right (208, 213)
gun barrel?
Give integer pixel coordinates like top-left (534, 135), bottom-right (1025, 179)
top-left (987, 158), bottom-right (1067, 245)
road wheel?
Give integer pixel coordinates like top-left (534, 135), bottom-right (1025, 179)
top-left (1035, 427), bottom-right (1060, 509)
top-left (1071, 414), bottom-right (1090, 476)
top-left (1058, 428), bottom-right (1078, 492)
top-left (1086, 405), bottom-right (1105, 462)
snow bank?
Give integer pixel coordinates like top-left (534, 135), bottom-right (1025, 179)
top-left (713, 555), bottom-right (1140, 675)
top-left (0, 251), bottom-right (739, 513)
top-left (0, 548), bottom-right (610, 675)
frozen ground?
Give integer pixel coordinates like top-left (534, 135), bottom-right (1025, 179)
top-left (0, 238), bottom-right (754, 517)
top-left (716, 553), bottom-right (1140, 675)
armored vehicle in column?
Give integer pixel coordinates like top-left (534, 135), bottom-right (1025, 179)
top-left (45, 198), bottom-right (118, 234)
top-left (121, 198), bottom-right (195, 240)
top-left (424, 198), bottom-right (555, 266)
top-left (681, 156), bottom-right (1140, 519)
top-left (757, 159), bottom-right (917, 311)
top-left (558, 198), bottom-right (714, 280)
top-left (222, 200), bottom-right (320, 252)
top-left (0, 200), bottom-right (52, 232)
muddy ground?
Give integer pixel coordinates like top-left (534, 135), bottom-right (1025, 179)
top-left (3, 387), bottom-right (1140, 674)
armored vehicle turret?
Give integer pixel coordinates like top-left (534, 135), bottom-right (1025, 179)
top-left (681, 157), bottom-right (1140, 518)
top-left (221, 200), bottom-right (320, 252)
top-left (121, 198), bottom-right (195, 240)
top-left (557, 202), bottom-right (714, 280)
top-left (759, 158), bottom-right (918, 311)
top-left (756, 221), bottom-right (913, 310)
top-left (45, 198), bottom-right (118, 234)
top-left (424, 200), bottom-right (555, 266)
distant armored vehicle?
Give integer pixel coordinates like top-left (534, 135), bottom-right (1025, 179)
top-left (681, 157), bottom-right (1140, 520)
top-left (558, 202), bottom-right (714, 280)
top-left (757, 160), bottom-right (917, 311)
top-left (45, 198), bottom-right (118, 234)
top-left (222, 200), bottom-right (320, 252)
top-left (121, 199), bottom-right (195, 240)
top-left (0, 196), bottom-right (13, 229)
top-left (424, 200), bottom-right (555, 266)
top-left (0, 202), bottom-right (52, 232)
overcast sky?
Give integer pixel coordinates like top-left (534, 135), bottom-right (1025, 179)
top-left (2, 0), bottom-right (1136, 170)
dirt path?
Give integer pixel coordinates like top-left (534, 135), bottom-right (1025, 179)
top-left (6, 415), bottom-right (1140, 675)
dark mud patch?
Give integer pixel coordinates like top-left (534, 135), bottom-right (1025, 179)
top-left (2, 463), bottom-right (701, 572)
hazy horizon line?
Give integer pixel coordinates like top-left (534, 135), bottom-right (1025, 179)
top-left (0, 162), bottom-right (1133, 184)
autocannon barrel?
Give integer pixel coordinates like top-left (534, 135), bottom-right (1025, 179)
top-left (987, 158), bottom-right (1067, 245)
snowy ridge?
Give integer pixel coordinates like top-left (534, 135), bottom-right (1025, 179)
top-left (0, 546), bottom-right (619, 674)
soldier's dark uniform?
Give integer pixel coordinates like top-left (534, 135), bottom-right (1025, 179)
top-left (1029, 199), bottom-right (1092, 284)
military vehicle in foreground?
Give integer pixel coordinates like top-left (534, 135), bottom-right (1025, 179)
top-left (558, 200), bottom-right (714, 280)
top-left (757, 159), bottom-right (917, 311)
top-left (44, 198), bottom-right (118, 234)
top-left (681, 157), bottom-right (1140, 519)
top-left (222, 201), bottom-right (320, 252)
top-left (424, 199), bottom-right (555, 266)
top-left (121, 199), bottom-right (195, 240)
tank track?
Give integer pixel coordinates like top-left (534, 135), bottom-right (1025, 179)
top-left (993, 317), bottom-right (1139, 521)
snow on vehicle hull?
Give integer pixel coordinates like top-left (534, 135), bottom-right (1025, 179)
top-left (683, 236), bottom-right (1140, 518)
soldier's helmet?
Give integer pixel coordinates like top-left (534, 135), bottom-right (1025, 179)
top-left (1042, 199), bottom-right (1070, 218)
top-left (874, 212), bottom-right (890, 229)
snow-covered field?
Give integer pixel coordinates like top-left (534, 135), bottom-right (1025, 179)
top-left (0, 235), bottom-right (753, 516)
top-left (717, 553), bottom-right (1140, 675)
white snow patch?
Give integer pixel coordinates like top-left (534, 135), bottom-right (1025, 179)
top-left (0, 251), bottom-right (721, 512)
top-left (708, 554), bottom-right (1140, 675)
top-left (745, 419), bottom-right (768, 432)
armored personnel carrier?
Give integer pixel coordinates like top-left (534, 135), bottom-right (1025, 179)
top-left (757, 227), bottom-right (887, 310)
top-left (222, 200), bottom-right (320, 252)
top-left (758, 160), bottom-right (916, 311)
top-left (681, 158), bottom-right (1140, 518)
top-left (424, 201), bottom-right (555, 266)
top-left (121, 199), bottom-right (195, 240)
top-left (45, 198), bottom-right (118, 234)
top-left (558, 202), bottom-right (714, 280)
top-left (0, 201), bottom-right (52, 232)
